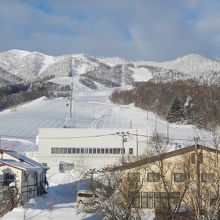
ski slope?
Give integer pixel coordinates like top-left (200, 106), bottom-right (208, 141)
top-left (0, 88), bottom-right (213, 152)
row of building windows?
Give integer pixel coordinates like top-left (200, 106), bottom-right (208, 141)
top-left (51, 147), bottom-right (134, 155)
top-left (128, 172), bottom-right (215, 183)
top-left (148, 172), bottom-right (215, 182)
top-left (147, 172), bottom-right (215, 182)
top-left (130, 192), bottom-right (180, 209)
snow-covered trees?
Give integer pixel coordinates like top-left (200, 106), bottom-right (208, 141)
top-left (166, 97), bottom-right (183, 123)
top-left (110, 80), bottom-right (220, 129)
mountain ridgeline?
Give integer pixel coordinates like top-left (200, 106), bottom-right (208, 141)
top-left (1, 50), bottom-right (220, 128)
top-left (1, 50), bottom-right (220, 88)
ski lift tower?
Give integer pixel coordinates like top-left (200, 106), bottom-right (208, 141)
top-left (64, 75), bottom-right (77, 128)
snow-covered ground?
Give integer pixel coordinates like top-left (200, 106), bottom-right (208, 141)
top-left (0, 87), bottom-right (216, 219)
top-left (0, 88), bottom-right (214, 152)
top-left (2, 171), bottom-right (102, 220)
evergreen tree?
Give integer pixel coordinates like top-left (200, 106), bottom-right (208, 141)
top-left (167, 97), bottom-right (183, 123)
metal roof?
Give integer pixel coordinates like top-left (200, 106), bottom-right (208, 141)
top-left (0, 159), bottom-right (43, 173)
top-left (3, 149), bottom-right (48, 170)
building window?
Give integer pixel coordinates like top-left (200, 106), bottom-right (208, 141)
top-left (24, 173), bottom-right (29, 182)
top-left (81, 148), bottom-right (84, 154)
top-left (89, 148), bottom-right (92, 154)
top-left (59, 163), bottom-right (74, 172)
top-left (59, 163), bottom-right (64, 172)
top-left (128, 172), bottom-right (140, 182)
top-left (68, 148), bottom-right (71, 154)
top-left (201, 173), bottom-right (215, 182)
top-left (76, 148), bottom-right (80, 154)
top-left (170, 192), bottom-right (180, 204)
top-left (116, 148), bottom-right (120, 154)
top-left (147, 173), bottom-right (160, 182)
top-left (105, 149), bottom-right (108, 154)
top-left (3, 173), bottom-right (15, 182)
top-left (97, 148), bottom-right (100, 154)
top-left (72, 148), bottom-right (76, 154)
top-left (154, 192), bottom-right (167, 208)
top-left (109, 148), bottom-right (113, 154)
top-left (51, 148), bottom-right (56, 154)
top-left (191, 152), bottom-right (203, 164)
top-left (113, 148), bottom-right (117, 154)
top-left (174, 173), bottom-right (185, 182)
top-left (66, 163), bottom-right (74, 170)
top-left (64, 148), bottom-right (68, 154)
top-left (93, 148), bottom-right (96, 154)
top-left (129, 148), bottom-right (133, 154)
top-left (101, 148), bottom-right (104, 154)
top-left (141, 192), bottom-right (153, 208)
top-left (128, 192), bottom-right (140, 208)
top-left (128, 172), bottom-right (140, 189)
top-left (29, 188), bottom-right (32, 194)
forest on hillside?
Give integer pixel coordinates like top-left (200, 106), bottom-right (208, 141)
top-left (110, 80), bottom-right (220, 130)
top-left (0, 84), bottom-right (49, 111)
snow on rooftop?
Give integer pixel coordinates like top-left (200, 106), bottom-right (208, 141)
top-left (4, 149), bottom-right (48, 170)
top-left (0, 159), bottom-right (42, 173)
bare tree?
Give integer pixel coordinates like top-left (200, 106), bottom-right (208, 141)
top-left (148, 132), bottom-right (191, 220)
top-left (94, 169), bottom-right (147, 220)
top-left (0, 186), bottom-right (22, 217)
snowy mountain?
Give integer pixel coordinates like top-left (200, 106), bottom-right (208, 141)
top-left (0, 50), bottom-right (220, 88)
top-left (135, 54), bottom-right (220, 84)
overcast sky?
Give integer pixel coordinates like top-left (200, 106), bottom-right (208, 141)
top-left (1, 0), bottom-right (220, 61)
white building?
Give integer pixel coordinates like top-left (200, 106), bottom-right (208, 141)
top-left (37, 128), bottom-right (149, 172)
top-left (0, 149), bottom-right (48, 203)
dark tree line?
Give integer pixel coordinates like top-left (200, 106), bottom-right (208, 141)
top-left (110, 80), bottom-right (220, 129)
top-left (0, 83), bottom-right (48, 111)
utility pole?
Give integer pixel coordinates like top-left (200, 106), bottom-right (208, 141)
top-left (92, 103), bottom-right (94, 128)
top-left (194, 136), bottom-right (201, 220)
top-left (213, 127), bottom-right (220, 198)
top-left (69, 82), bottom-right (74, 119)
top-left (130, 120), bottom-right (132, 129)
top-left (117, 132), bottom-right (130, 164)
top-left (136, 130), bottom-right (139, 158)
top-left (154, 114), bottom-right (157, 131)
top-left (154, 98), bottom-right (159, 132)
top-left (166, 121), bottom-right (169, 144)
top-left (0, 136), bottom-right (2, 160)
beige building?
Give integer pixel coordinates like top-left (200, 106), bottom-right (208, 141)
top-left (111, 145), bottom-right (220, 217)
top-left (0, 149), bottom-right (48, 203)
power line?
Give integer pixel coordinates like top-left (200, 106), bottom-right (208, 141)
top-left (0, 131), bottom-right (214, 143)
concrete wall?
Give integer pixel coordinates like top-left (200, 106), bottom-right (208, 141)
top-left (38, 128), bottom-right (149, 171)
